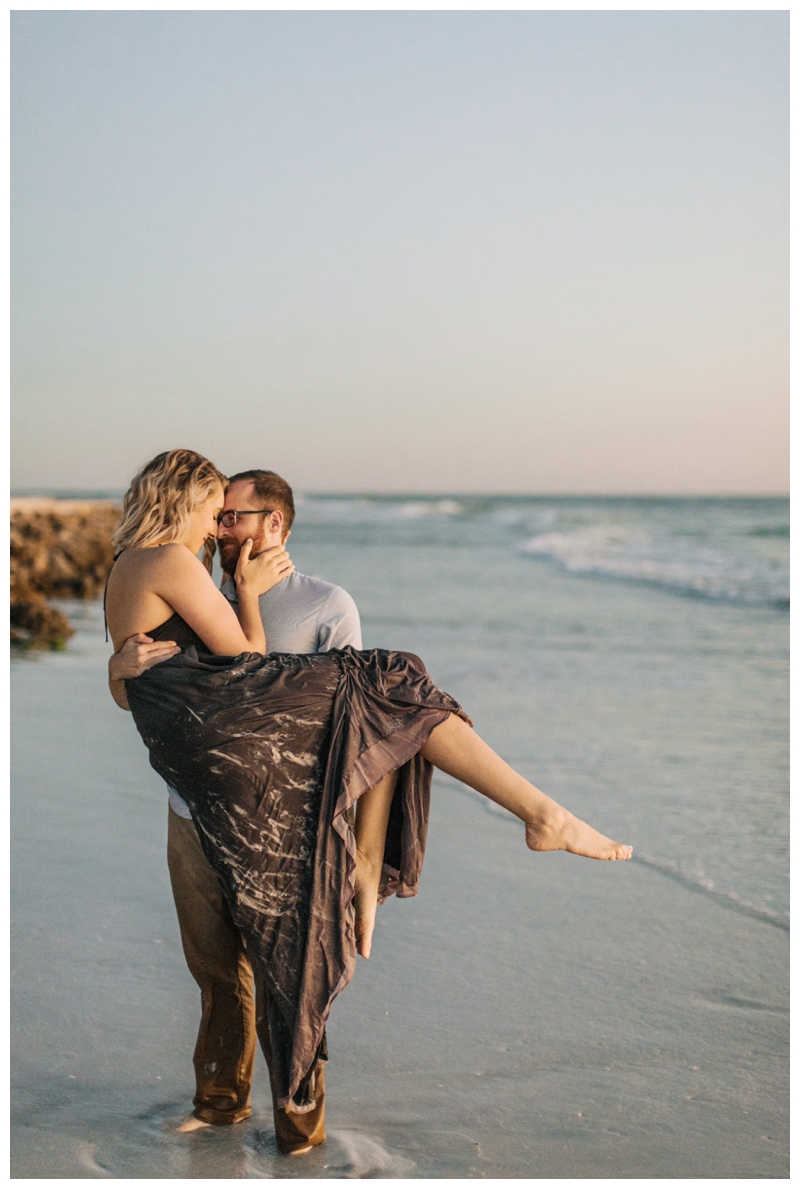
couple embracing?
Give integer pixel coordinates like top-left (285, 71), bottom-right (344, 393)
top-left (106, 449), bottom-right (631, 1158)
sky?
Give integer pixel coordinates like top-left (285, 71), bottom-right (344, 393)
top-left (11, 10), bottom-right (788, 494)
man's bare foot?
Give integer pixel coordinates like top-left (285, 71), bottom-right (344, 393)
top-left (174, 1114), bottom-right (212, 1133)
top-left (353, 849), bottom-right (381, 958)
top-left (526, 807), bottom-right (632, 861)
top-left (286, 1144), bottom-right (314, 1157)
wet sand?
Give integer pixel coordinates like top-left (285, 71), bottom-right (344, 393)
top-left (11, 631), bottom-right (788, 1178)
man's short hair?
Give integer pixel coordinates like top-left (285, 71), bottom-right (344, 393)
top-left (227, 469), bottom-right (296, 533)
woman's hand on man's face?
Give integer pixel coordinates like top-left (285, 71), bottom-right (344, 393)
top-left (109, 633), bottom-right (181, 680)
top-left (234, 538), bottom-right (294, 598)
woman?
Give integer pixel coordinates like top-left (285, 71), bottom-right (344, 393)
top-left (105, 449), bottom-right (631, 1141)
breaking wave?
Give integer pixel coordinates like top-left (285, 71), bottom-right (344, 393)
top-left (518, 523), bottom-right (788, 607)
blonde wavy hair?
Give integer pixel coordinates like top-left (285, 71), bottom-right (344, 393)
top-left (113, 449), bottom-right (227, 572)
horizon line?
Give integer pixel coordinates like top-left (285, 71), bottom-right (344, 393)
top-left (9, 488), bottom-right (789, 501)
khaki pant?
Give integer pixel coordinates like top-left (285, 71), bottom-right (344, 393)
top-left (167, 807), bottom-right (327, 1153)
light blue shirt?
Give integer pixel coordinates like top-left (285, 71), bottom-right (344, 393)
top-left (168, 570), bottom-right (362, 819)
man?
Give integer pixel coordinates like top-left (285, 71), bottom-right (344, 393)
top-left (108, 469), bottom-right (361, 1154)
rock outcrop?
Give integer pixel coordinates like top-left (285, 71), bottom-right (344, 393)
top-left (10, 499), bottom-right (121, 648)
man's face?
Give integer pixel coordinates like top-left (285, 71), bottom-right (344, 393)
top-left (216, 480), bottom-right (285, 575)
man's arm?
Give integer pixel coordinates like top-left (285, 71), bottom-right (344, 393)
top-left (316, 587), bottom-right (362, 652)
top-left (109, 676), bottom-right (131, 711)
top-left (108, 633), bottom-right (181, 711)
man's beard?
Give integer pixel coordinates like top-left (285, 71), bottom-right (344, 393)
top-left (217, 536), bottom-right (246, 576)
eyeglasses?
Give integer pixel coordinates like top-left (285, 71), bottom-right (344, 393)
top-left (217, 509), bottom-right (274, 529)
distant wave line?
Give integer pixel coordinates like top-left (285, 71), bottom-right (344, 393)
top-left (629, 854), bottom-right (789, 932)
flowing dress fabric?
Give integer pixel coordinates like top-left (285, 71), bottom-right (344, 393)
top-left (124, 621), bottom-right (471, 1111)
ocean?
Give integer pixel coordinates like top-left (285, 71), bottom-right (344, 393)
top-left (11, 495), bottom-right (788, 1178)
top-left (297, 494), bottom-right (789, 923)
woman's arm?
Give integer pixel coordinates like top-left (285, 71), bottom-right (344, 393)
top-left (149, 541), bottom-right (292, 656)
top-left (229, 539), bottom-right (271, 654)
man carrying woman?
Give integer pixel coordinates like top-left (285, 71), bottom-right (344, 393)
top-left (109, 465), bottom-right (361, 1152)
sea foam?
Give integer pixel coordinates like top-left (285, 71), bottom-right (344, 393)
top-left (518, 523), bottom-right (788, 606)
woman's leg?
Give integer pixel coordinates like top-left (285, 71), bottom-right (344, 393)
top-left (351, 713), bottom-right (630, 960)
top-left (421, 714), bottom-right (632, 861)
top-left (353, 771), bottom-right (398, 959)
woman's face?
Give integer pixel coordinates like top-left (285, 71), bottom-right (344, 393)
top-left (186, 484), bottom-right (225, 553)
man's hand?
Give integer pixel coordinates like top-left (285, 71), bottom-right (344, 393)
top-left (109, 632), bottom-right (181, 680)
top-left (108, 633), bottom-right (181, 711)
top-left (235, 539), bottom-right (294, 598)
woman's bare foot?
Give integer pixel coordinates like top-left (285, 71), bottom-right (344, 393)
top-left (526, 806), bottom-right (632, 861)
top-left (353, 849), bottom-right (382, 958)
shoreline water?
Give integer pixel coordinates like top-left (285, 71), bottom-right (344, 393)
top-left (11, 721), bottom-right (788, 1177)
top-left (11, 495), bottom-right (788, 1177)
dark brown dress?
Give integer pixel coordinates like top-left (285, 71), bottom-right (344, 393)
top-left (125, 614), bottom-right (470, 1112)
